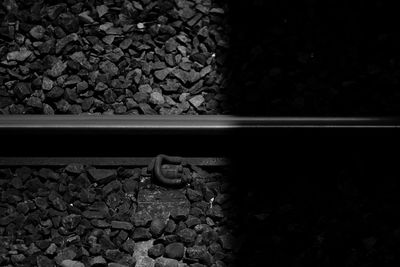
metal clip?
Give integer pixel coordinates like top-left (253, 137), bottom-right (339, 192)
top-left (151, 154), bottom-right (189, 186)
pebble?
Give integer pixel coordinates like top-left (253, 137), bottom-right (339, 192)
top-left (148, 244), bottom-right (165, 258)
top-left (177, 228), bottom-right (197, 245)
top-left (150, 217), bottom-right (166, 237)
top-left (164, 243), bottom-right (184, 260)
top-left (29, 25), bottom-right (46, 40)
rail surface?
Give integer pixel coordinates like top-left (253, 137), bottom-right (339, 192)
top-left (0, 116), bottom-right (399, 132)
top-left (0, 157), bottom-right (228, 166)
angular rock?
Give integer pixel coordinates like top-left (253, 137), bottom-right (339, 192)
top-left (56, 33), bottom-right (79, 53)
top-left (78, 11), bottom-right (95, 24)
top-left (189, 95), bottom-right (205, 108)
top-left (47, 86), bottom-right (64, 99)
top-left (26, 96), bottom-right (43, 109)
top-left (87, 168), bottom-right (116, 183)
top-left (13, 82), bottom-right (31, 100)
top-left (104, 89), bottom-right (117, 104)
top-left (58, 13), bottom-right (80, 33)
top-left (100, 61), bottom-right (118, 76)
top-left (97, 5), bottom-right (109, 17)
top-left (48, 60), bottom-right (67, 78)
top-left (61, 214), bottom-right (81, 230)
top-left (89, 256), bottom-right (107, 267)
top-left (42, 76), bottom-right (54, 91)
top-left (47, 4), bottom-right (67, 20)
top-left (132, 227), bottom-right (152, 241)
top-left (154, 68), bottom-right (172, 81)
top-left (70, 51), bottom-right (92, 69)
top-left (138, 84), bottom-right (152, 94)
top-left (149, 92), bottom-right (165, 105)
top-left (7, 48), bottom-right (32, 61)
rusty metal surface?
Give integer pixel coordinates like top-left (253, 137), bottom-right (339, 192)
top-left (0, 157), bottom-right (229, 166)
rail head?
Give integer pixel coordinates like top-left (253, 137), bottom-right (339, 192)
top-left (0, 115), bottom-right (399, 132)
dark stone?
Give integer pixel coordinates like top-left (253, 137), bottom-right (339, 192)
top-left (13, 82), bottom-right (31, 100)
top-left (185, 215), bottom-right (201, 228)
top-left (111, 221), bottom-right (133, 231)
top-left (164, 219), bottom-right (176, 234)
top-left (30, 25), bottom-right (46, 40)
top-left (164, 242), bottom-right (184, 260)
top-left (83, 210), bottom-right (105, 219)
top-left (104, 249), bottom-right (124, 262)
top-left (87, 168), bottom-right (117, 183)
top-left (61, 214), bottom-right (81, 230)
top-left (148, 243), bottom-right (165, 258)
top-left (132, 227), bottom-right (152, 241)
top-left (206, 205), bottom-right (224, 220)
top-left (47, 86), bottom-right (64, 99)
top-left (150, 217), bottom-right (166, 237)
top-left (56, 33), bottom-right (79, 54)
top-left (0, 96), bottom-right (13, 108)
top-left (121, 238), bottom-right (135, 254)
top-left (99, 61), bottom-right (118, 77)
top-left (186, 189), bottom-right (203, 202)
top-left (123, 178), bottom-right (138, 194)
top-left (37, 255), bottom-right (54, 267)
top-left (26, 96), bottom-right (43, 109)
top-left (47, 4), bottom-right (67, 20)
top-left (103, 180), bottom-right (121, 195)
top-left (177, 228), bottom-right (197, 245)
top-left (201, 230), bottom-right (219, 245)
top-left (131, 210), bottom-right (152, 227)
top-left (185, 245), bottom-right (210, 264)
top-left (55, 248), bottom-right (77, 265)
top-left (58, 13), bottom-right (79, 33)
top-left (104, 89), bottom-right (117, 104)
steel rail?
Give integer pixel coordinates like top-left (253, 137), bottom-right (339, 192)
top-left (0, 115), bottom-right (399, 131)
top-left (0, 157), bottom-right (229, 166)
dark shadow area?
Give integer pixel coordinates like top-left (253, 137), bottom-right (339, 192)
top-left (230, 129), bottom-right (400, 266)
top-left (226, 0), bottom-right (400, 116)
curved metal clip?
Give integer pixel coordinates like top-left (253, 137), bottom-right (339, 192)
top-left (151, 154), bottom-right (189, 186)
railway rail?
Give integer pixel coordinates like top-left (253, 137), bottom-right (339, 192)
top-left (0, 116), bottom-right (399, 133)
